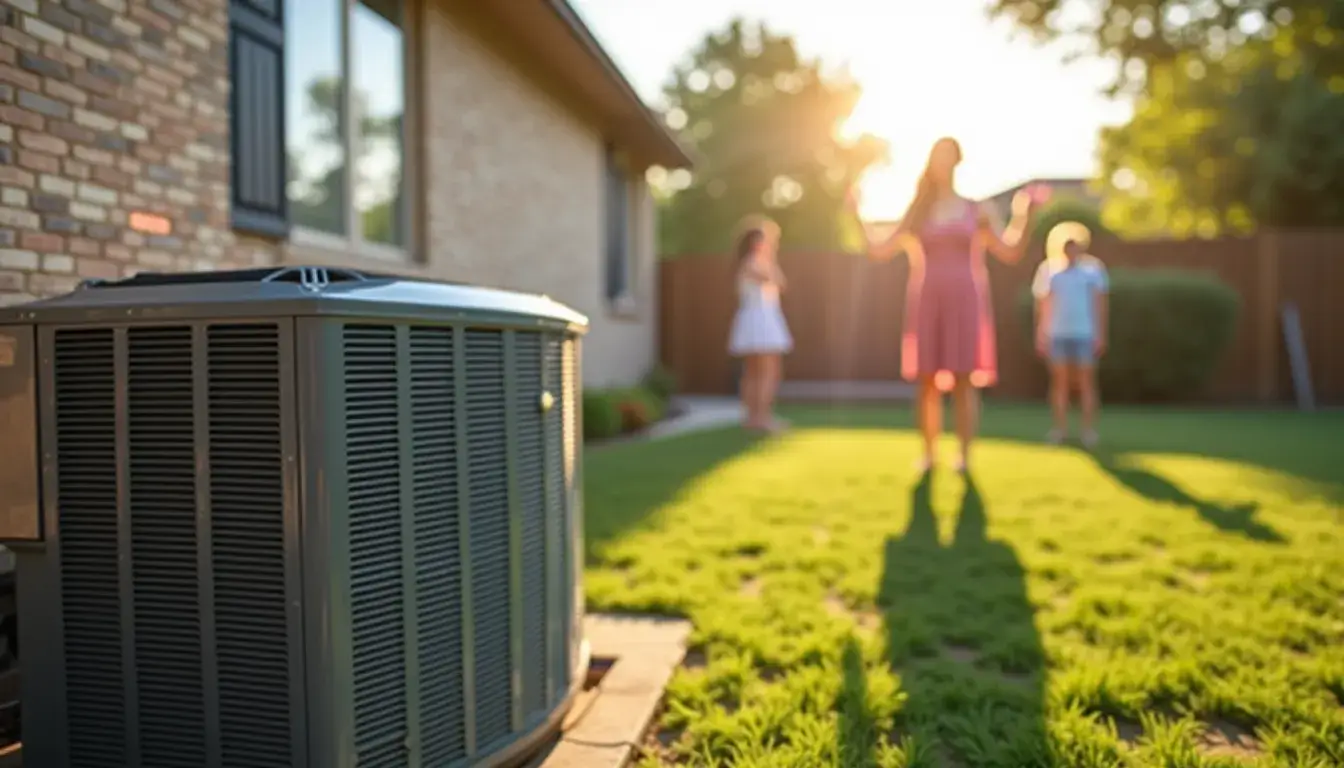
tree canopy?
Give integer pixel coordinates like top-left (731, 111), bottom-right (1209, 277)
top-left (1099, 37), bottom-right (1344, 237)
top-left (988, 0), bottom-right (1343, 92)
top-left (656, 19), bottom-right (887, 256)
top-left (287, 78), bottom-right (405, 244)
top-left (990, 0), bottom-right (1344, 235)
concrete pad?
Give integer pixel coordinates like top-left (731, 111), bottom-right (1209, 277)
top-left (538, 614), bottom-right (691, 768)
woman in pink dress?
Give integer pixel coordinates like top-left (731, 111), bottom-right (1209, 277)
top-left (854, 138), bottom-right (1037, 471)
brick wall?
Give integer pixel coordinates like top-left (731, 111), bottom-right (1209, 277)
top-left (0, 0), bottom-right (276, 307)
top-left (412, 2), bottom-right (659, 387)
top-left (0, 0), bottom-right (662, 387)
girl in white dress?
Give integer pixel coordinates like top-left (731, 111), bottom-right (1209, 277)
top-left (728, 217), bottom-right (792, 432)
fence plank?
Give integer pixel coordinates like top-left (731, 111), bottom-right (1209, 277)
top-left (658, 231), bottom-right (1344, 405)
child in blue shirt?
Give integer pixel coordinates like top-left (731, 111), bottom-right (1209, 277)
top-left (1033, 232), bottom-right (1109, 447)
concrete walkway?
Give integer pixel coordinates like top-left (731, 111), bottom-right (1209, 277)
top-left (643, 396), bottom-right (743, 440)
top-left (640, 381), bottom-right (913, 441)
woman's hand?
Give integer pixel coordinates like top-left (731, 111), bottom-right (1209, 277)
top-left (1013, 184), bottom-right (1050, 219)
top-left (979, 202), bottom-right (1026, 264)
top-left (1011, 189), bottom-right (1034, 220)
top-left (982, 186), bottom-right (1045, 265)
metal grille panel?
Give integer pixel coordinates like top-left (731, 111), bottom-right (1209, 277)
top-left (54, 327), bottom-right (124, 768)
top-left (207, 323), bottom-right (293, 768)
top-left (53, 323), bottom-right (294, 768)
top-left (561, 338), bottom-right (580, 690)
top-left (466, 329), bottom-right (513, 748)
top-left (409, 326), bottom-right (467, 764)
top-left (515, 333), bottom-right (547, 718)
top-left (542, 336), bottom-right (567, 703)
top-left (128, 327), bottom-right (204, 766)
top-left (342, 324), bottom-right (409, 768)
top-left (36, 298), bottom-right (584, 768)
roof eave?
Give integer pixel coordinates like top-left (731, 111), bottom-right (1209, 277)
top-left (542, 0), bottom-right (693, 169)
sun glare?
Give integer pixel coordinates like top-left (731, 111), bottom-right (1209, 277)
top-left (840, 92), bottom-right (924, 222)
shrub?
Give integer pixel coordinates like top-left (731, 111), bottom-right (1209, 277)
top-left (1028, 196), bottom-right (1111, 256)
top-left (584, 385), bottom-right (670, 440)
top-left (617, 398), bottom-right (652, 433)
top-left (583, 390), bottom-right (623, 441)
top-left (618, 387), bottom-right (666, 426)
top-left (641, 365), bottom-right (678, 404)
top-left (1018, 268), bottom-right (1241, 402)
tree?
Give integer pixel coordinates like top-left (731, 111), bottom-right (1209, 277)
top-left (987, 0), bottom-right (1343, 93)
top-left (656, 19), bottom-right (887, 256)
top-left (1099, 42), bottom-right (1344, 237)
top-left (990, 0), bottom-right (1344, 234)
top-left (288, 77), bottom-right (405, 244)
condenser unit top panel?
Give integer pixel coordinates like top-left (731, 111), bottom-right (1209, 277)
top-left (0, 266), bottom-right (589, 331)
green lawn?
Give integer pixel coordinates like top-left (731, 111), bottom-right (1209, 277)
top-left (582, 405), bottom-right (1344, 767)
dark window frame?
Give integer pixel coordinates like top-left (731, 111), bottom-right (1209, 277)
top-left (228, 0), bottom-right (290, 238)
top-left (603, 145), bottom-right (632, 303)
top-left (229, 0), bottom-right (418, 256)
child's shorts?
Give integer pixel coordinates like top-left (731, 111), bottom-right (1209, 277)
top-left (1050, 337), bottom-right (1095, 366)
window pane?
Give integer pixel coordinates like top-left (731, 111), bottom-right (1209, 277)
top-left (353, 0), bottom-right (406, 248)
top-left (604, 149), bottom-right (629, 299)
top-left (284, 0), bottom-right (346, 235)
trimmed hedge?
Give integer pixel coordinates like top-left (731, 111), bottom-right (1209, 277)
top-left (1019, 267), bottom-right (1241, 402)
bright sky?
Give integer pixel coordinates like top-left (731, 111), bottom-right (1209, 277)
top-left (570, 0), bottom-right (1133, 220)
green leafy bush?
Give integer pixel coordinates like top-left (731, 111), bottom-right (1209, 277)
top-left (583, 390), bottom-right (623, 441)
top-left (616, 387), bottom-right (667, 426)
top-left (1019, 268), bottom-right (1241, 402)
top-left (584, 385), bottom-right (670, 440)
top-left (1028, 196), bottom-right (1111, 255)
top-left (618, 399), bottom-right (652, 433)
top-left (641, 365), bottom-right (678, 405)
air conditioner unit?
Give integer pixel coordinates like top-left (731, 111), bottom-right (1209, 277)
top-left (0, 267), bottom-right (589, 768)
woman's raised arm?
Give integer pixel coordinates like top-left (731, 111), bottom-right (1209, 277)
top-left (978, 191), bottom-right (1034, 265)
top-left (866, 222), bottom-right (915, 262)
top-left (848, 188), bottom-right (912, 262)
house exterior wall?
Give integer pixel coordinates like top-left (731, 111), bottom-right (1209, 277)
top-left (0, 0), bottom-right (659, 387)
top-left (416, 2), bottom-right (658, 388)
top-left (0, 0), bottom-right (280, 303)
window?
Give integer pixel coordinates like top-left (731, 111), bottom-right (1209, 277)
top-left (284, 0), bottom-right (411, 255)
top-left (604, 146), bottom-right (634, 304)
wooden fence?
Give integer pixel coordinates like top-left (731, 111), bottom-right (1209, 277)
top-left (658, 231), bottom-right (1344, 404)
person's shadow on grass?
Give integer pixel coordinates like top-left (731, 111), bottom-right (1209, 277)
top-left (1089, 449), bottom-right (1286, 544)
top-left (843, 473), bottom-right (1049, 767)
